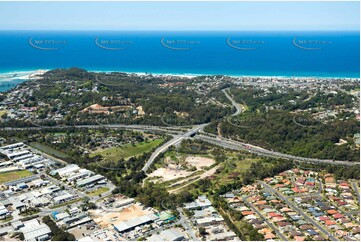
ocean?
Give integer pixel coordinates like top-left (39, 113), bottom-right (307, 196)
top-left (0, 31), bottom-right (360, 92)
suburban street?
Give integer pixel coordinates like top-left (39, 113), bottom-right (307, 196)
top-left (177, 208), bottom-right (199, 241)
top-left (351, 181), bottom-right (360, 203)
top-left (242, 195), bottom-right (288, 241)
top-left (260, 182), bottom-right (337, 241)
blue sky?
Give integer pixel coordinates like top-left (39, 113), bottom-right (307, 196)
top-left (0, 1), bottom-right (359, 31)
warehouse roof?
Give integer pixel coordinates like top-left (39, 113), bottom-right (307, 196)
top-left (114, 214), bottom-right (158, 233)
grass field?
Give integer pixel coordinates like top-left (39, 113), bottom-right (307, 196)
top-left (53, 132), bottom-right (67, 137)
top-left (86, 187), bottom-right (110, 197)
top-left (0, 110), bottom-right (7, 117)
top-left (50, 198), bottom-right (82, 209)
top-left (0, 170), bottom-right (33, 184)
top-left (90, 138), bottom-right (164, 162)
top-left (213, 156), bottom-right (259, 187)
top-left (0, 215), bottom-right (13, 222)
top-left (29, 142), bottom-right (70, 159)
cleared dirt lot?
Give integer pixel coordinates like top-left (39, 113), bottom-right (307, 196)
top-left (148, 167), bottom-right (193, 182)
top-left (90, 203), bottom-right (152, 229)
top-left (185, 156), bottom-right (215, 169)
top-left (148, 156), bottom-right (215, 183)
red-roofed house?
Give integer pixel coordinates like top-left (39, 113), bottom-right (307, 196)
top-left (241, 211), bottom-right (255, 216)
top-left (268, 212), bottom-right (282, 218)
top-left (333, 213), bottom-right (344, 219)
top-left (325, 220), bottom-right (336, 226)
top-left (326, 210), bottom-right (338, 215)
top-left (294, 236), bottom-right (305, 241)
top-left (264, 233), bottom-right (276, 240)
top-left (318, 216), bottom-right (329, 222)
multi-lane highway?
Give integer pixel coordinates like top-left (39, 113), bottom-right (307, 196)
top-left (196, 134), bottom-right (358, 166)
top-left (1, 124), bottom-right (185, 135)
top-left (1, 87), bottom-right (358, 173)
top-left (222, 88), bottom-right (243, 116)
top-left (1, 123), bottom-right (358, 168)
top-left (141, 123), bottom-right (208, 172)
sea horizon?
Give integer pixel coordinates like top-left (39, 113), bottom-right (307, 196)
top-left (1, 68), bottom-right (360, 80)
top-left (0, 30), bottom-right (360, 92)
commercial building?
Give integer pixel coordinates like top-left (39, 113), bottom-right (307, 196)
top-left (196, 217), bottom-right (224, 226)
top-left (66, 169), bottom-right (94, 182)
top-left (184, 195), bottom-right (212, 210)
top-left (20, 219), bottom-right (52, 241)
top-left (53, 164), bottom-right (80, 177)
top-left (0, 202), bottom-right (10, 219)
top-left (8, 150), bottom-right (31, 160)
top-left (63, 213), bottom-right (93, 228)
top-left (52, 192), bottom-right (75, 204)
top-left (209, 231), bottom-right (237, 241)
top-left (4, 175), bottom-right (38, 187)
top-left (0, 142), bottom-right (25, 151)
top-left (160, 229), bottom-right (185, 241)
top-left (113, 214), bottom-right (159, 233)
top-left (76, 174), bottom-right (104, 187)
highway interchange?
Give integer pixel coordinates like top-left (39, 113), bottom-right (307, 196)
top-left (0, 88), bottom-right (359, 241)
top-left (2, 88), bottom-right (358, 170)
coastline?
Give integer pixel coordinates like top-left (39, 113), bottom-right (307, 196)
top-left (89, 69), bottom-right (361, 80)
top-left (0, 70), bottom-right (48, 82)
top-left (0, 69), bottom-right (360, 82)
